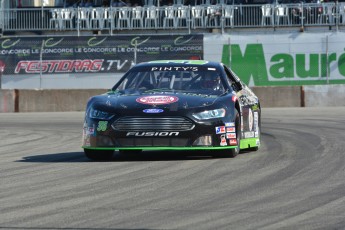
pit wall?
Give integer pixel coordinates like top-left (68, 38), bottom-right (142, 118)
top-left (0, 85), bottom-right (344, 112)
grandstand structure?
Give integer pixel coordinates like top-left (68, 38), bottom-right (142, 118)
top-left (0, 0), bottom-right (345, 36)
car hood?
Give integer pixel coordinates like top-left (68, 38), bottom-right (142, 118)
top-left (91, 91), bottom-right (224, 113)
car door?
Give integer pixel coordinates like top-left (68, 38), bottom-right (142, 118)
top-left (223, 65), bottom-right (260, 139)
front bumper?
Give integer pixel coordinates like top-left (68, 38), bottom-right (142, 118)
top-left (82, 115), bottom-right (239, 150)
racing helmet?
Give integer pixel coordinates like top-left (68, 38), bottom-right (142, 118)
top-left (201, 71), bottom-right (221, 89)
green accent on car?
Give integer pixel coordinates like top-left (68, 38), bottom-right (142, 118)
top-left (240, 137), bottom-right (259, 149)
top-left (82, 146), bottom-right (237, 151)
top-left (148, 60), bottom-right (208, 65)
top-left (97, 121), bottom-right (108, 131)
top-left (83, 137), bottom-right (260, 151)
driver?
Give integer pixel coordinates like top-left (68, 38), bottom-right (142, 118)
top-left (199, 71), bottom-right (222, 90)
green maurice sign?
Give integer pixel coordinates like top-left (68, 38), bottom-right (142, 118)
top-left (221, 43), bottom-right (345, 86)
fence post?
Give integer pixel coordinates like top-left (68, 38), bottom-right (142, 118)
top-left (0, 0), bottom-right (3, 35)
top-left (336, 0), bottom-right (339, 31)
top-left (326, 35), bottom-right (329, 84)
top-left (77, 7), bottom-right (80, 36)
top-left (301, 2), bottom-right (304, 31)
top-left (40, 39), bottom-right (44, 89)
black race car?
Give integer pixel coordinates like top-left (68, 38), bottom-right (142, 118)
top-left (82, 60), bottom-right (261, 160)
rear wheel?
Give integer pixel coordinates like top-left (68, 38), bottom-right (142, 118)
top-left (84, 149), bottom-right (114, 161)
top-left (213, 109), bottom-right (241, 158)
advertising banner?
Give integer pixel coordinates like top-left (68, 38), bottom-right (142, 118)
top-left (0, 35), bottom-right (203, 76)
top-left (204, 32), bottom-right (345, 86)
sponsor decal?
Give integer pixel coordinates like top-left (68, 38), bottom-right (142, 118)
top-left (136, 96), bottom-right (179, 105)
top-left (143, 108), bottom-right (164, 113)
top-left (226, 133), bottom-right (236, 139)
top-left (229, 139), bottom-right (237, 145)
top-left (44, 38), bottom-right (64, 47)
top-left (254, 111), bottom-right (259, 131)
top-left (151, 66), bottom-right (198, 71)
top-left (126, 132), bottom-right (179, 136)
top-left (248, 108), bottom-right (253, 131)
top-left (1, 35), bottom-right (203, 77)
top-left (1, 38), bottom-right (21, 49)
top-left (244, 131), bottom-right (255, 138)
top-left (84, 127), bottom-right (95, 136)
top-left (15, 59), bottom-right (104, 73)
top-left (215, 126), bottom-right (226, 134)
top-left (226, 127), bottom-right (235, 133)
top-left (88, 37), bottom-right (107, 47)
top-left (97, 121), bottom-right (108, 132)
top-left (174, 36), bottom-right (194, 45)
top-left (130, 36), bottom-right (150, 46)
top-left (220, 135), bottom-right (227, 146)
top-left (225, 122), bottom-right (235, 127)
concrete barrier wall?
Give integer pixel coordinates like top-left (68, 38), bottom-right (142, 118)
top-left (0, 85), bottom-right (343, 112)
top-left (303, 85), bottom-right (345, 107)
top-left (18, 89), bottom-right (106, 112)
top-left (251, 86), bottom-right (302, 108)
top-left (0, 90), bottom-right (15, 113)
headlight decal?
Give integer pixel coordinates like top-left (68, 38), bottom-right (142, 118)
top-left (192, 108), bottom-right (226, 120)
top-left (89, 108), bottom-right (114, 120)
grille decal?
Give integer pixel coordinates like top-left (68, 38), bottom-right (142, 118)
top-left (112, 116), bottom-right (194, 131)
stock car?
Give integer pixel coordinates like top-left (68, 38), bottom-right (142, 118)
top-left (82, 60), bottom-right (261, 160)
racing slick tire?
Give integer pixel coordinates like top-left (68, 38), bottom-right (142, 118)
top-left (212, 109), bottom-right (241, 158)
top-left (84, 149), bottom-right (114, 161)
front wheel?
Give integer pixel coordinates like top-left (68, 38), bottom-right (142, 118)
top-left (84, 149), bottom-right (114, 161)
top-left (213, 109), bottom-right (241, 158)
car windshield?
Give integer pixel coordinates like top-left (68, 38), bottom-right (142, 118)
top-left (114, 69), bottom-right (227, 95)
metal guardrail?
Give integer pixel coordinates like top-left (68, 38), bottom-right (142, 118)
top-left (0, 3), bottom-right (345, 34)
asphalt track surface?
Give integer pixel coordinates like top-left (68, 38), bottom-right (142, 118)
top-left (1, 107), bottom-right (345, 230)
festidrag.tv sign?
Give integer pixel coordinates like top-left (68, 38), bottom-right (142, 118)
top-left (0, 35), bottom-right (203, 75)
